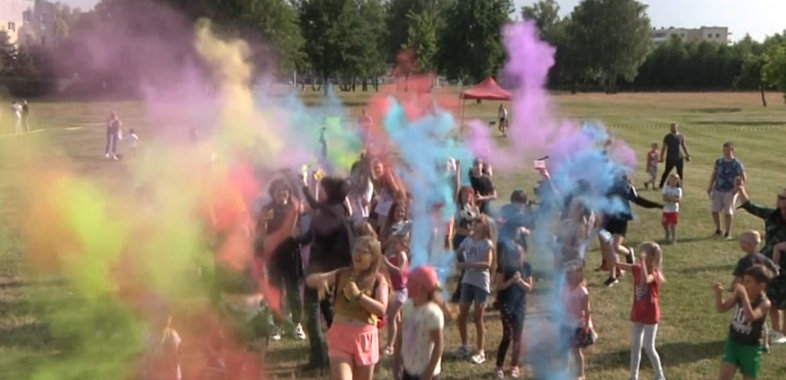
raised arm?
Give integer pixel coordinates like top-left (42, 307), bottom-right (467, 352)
top-left (713, 282), bottom-right (737, 313)
top-left (735, 179), bottom-right (775, 219)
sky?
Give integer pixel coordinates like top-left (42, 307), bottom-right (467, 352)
top-left (60, 0), bottom-right (785, 42)
top-left (515, 0), bottom-right (786, 42)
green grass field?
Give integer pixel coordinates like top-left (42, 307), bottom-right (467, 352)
top-left (1, 91), bottom-right (786, 380)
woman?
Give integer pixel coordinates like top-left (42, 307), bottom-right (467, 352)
top-left (735, 178), bottom-right (786, 344)
top-left (106, 111), bottom-right (122, 160)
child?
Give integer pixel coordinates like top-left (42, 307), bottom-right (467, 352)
top-left (562, 263), bottom-right (596, 380)
top-left (381, 201), bottom-right (409, 248)
top-left (394, 266), bottom-right (445, 380)
top-left (644, 143), bottom-right (660, 189)
top-left (493, 243), bottom-right (532, 379)
top-left (713, 265), bottom-right (774, 380)
top-left (129, 128), bottom-right (140, 158)
top-left (455, 216), bottom-right (495, 364)
top-left (733, 232), bottom-right (781, 348)
top-left (305, 236), bottom-right (389, 380)
top-left (611, 242), bottom-right (666, 380)
top-left (661, 173), bottom-right (682, 244)
top-left (382, 233), bottom-right (410, 356)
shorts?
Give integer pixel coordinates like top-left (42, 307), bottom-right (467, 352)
top-left (648, 167), bottom-right (657, 179)
top-left (459, 283), bottom-right (490, 306)
top-left (661, 212), bottom-right (679, 226)
top-left (711, 191), bottom-right (737, 215)
top-left (561, 326), bottom-right (597, 349)
top-left (722, 339), bottom-right (762, 378)
top-left (766, 275), bottom-right (786, 310)
top-left (391, 288), bottom-right (408, 305)
top-left (327, 322), bottom-right (380, 366)
top-left (605, 217), bottom-right (629, 237)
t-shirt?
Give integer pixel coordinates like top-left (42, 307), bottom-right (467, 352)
top-left (562, 285), bottom-right (591, 329)
top-left (714, 158), bottom-right (744, 193)
top-left (459, 237), bottom-right (493, 292)
top-left (630, 265), bottom-right (662, 325)
top-left (498, 107), bottom-right (507, 119)
top-left (732, 253), bottom-right (778, 279)
top-left (130, 133), bottom-right (139, 148)
top-left (469, 174), bottom-right (495, 215)
top-left (662, 185), bottom-right (682, 213)
top-left (647, 151), bottom-right (659, 170)
top-left (728, 295), bottom-right (767, 346)
top-left (12, 104), bottom-right (21, 118)
top-left (663, 133), bottom-right (684, 161)
top-left (401, 300), bottom-right (444, 377)
top-left (496, 262), bottom-right (533, 310)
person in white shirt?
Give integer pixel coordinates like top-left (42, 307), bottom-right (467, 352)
top-left (661, 173), bottom-right (683, 244)
top-left (12, 101), bottom-right (22, 134)
top-left (129, 128), bottom-right (140, 158)
top-left (497, 104), bottom-right (508, 137)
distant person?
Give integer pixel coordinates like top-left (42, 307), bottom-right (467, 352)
top-left (707, 142), bottom-right (746, 239)
top-left (661, 174), bottom-right (682, 244)
top-left (469, 159), bottom-right (497, 215)
top-left (658, 123), bottom-right (692, 189)
top-left (21, 100), bottom-right (30, 133)
top-left (497, 104), bottom-right (508, 137)
top-left (12, 101), bottom-right (22, 134)
top-left (643, 142), bottom-right (660, 190)
top-left (106, 112), bottom-right (122, 160)
top-left (129, 129), bottom-right (140, 158)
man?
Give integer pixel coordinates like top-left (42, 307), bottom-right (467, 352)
top-left (469, 159), bottom-right (497, 215)
top-left (21, 100), bottom-right (30, 133)
top-left (658, 123), bottom-right (692, 189)
top-left (12, 101), bottom-right (22, 134)
top-left (708, 142), bottom-right (746, 239)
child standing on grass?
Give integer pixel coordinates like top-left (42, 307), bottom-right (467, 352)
top-left (713, 265), bottom-right (774, 380)
top-left (561, 263), bottom-right (596, 380)
top-left (644, 142), bottom-right (660, 190)
top-left (306, 236), bottom-right (389, 380)
top-left (382, 233), bottom-right (410, 356)
top-left (455, 216), bottom-right (495, 364)
top-left (129, 129), bottom-right (140, 158)
top-left (493, 243), bottom-right (532, 380)
top-left (611, 242), bottom-right (666, 380)
top-left (661, 174), bottom-right (682, 244)
top-left (394, 266), bottom-right (445, 380)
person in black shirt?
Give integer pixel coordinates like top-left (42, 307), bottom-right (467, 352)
top-left (714, 265), bottom-right (774, 380)
top-left (658, 123), bottom-right (692, 189)
top-left (469, 159), bottom-right (497, 215)
top-left (493, 245), bottom-right (532, 379)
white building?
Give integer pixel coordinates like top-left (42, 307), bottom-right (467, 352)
top-left (651, 26), bottom-right (731, 45)
top-left (0, 0), bottom-right (57, 48)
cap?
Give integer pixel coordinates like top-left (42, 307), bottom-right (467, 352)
top-left (407, 265), bottom-right (441, 298)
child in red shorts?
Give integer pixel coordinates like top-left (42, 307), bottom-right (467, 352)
top-left (661, 174), bottom-right (682, 244)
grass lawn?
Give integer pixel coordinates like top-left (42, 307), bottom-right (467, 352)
top-left (1, 90), bottom-right (786, 380)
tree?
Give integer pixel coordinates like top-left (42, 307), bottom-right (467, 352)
top-left (437, 0), bottom-right (513, 83)
top-left (735, 54), bottom-right (768, 107)
top-left (384, 0), bottom-right (453, 63)
top-left (569, 0), bottom-right (652, 94)
top-left (0, 31), bottom-right (18, 75)
top-left (521, 0), bottom-right (561, 43)
top-left (404, 10), bottom-right (438, 73)
top-left (762, 43), bottom-right (786, 103)
top-left (357, 0), bottom-right (388, 91)
top-left (14, 46), bottom-right (38, 78)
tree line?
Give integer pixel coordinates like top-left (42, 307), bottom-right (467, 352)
top-left (3, 0), bottom-right (786, 102)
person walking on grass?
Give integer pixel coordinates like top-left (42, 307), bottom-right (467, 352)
top-left (493, 243), bottom-right (532, 380)
top-left (12, 101), bottom-right (22, 134)
top-left (713, 265), bottom-right (773, 380)
top-left (658, 123), bottom-right (691, 189)
top-left (498, 104), bottom-right (508, 137)
top-left (734, 179), bottom-right (786, 346)
top-left (611, 242), bottom-right (666, 380)
top-left (106, 112), bottom-right (122, 160)
top-left (708, 142), bottom-right (746, 240)
top-left (662, 174), bottom-right (682, 244)
top-left (644, 142), bottom-right (660, 190)
top-left (21, 100), bottom-right (30, 133)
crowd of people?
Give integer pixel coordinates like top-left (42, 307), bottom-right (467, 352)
top-left (128, 118), bottom-right (786, 380)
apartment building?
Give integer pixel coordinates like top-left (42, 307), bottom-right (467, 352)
top-left (0, 0), bottom-right (56, 48)
top-left (652, 26), bottom-right (731, 45)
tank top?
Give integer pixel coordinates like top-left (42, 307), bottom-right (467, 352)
top-left (386, 249), bottom-right (408, 291)
top-left (728, 295), bottom-right (766, 346)
top-left (630, 265), bottom-right (661, 324)
top-left (333, 271), bottom-right (383, 325)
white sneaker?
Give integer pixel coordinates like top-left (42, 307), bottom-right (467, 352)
top-left (105, 153), bottom-right (110, 159)
top-left (270, 329), bottom-right (282, 341)
top-left (471, 350), bottom-right (486, 364)
top-left (112, 155), bottom-right (119, 160)
top-left (293, 324), bottom-right (306, 340)
top-left (770, 331), bottom-right (786, 344)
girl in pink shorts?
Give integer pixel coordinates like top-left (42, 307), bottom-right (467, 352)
top-left (382, 232), bottom-right (411, 355)
top-left (306, 236), bottom-right (389, 380)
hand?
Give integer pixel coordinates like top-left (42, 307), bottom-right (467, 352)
top-left (712, 282), bottom-right (724, 295)
top-left (513, 271), bottom-right (522, 281)
top-left (538, 168), bottom-right (551, 179)
top-left (316, 277), bottom-right (330, 299)
top-left (733, 177), bottom-right (744, 193)
top-left (343, 281), bottom-right (361, 300)
top-left (686, 155), bottom-right (691, 162)
top-left (706, 187), bottom-right (712, 197)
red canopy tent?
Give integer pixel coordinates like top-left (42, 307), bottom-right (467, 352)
top-left (458, 76), bottom-right (511, 132)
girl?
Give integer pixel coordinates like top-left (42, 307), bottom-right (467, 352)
top-left (662, 174), bottom-right (683, 244)
top-left (305, 236), bottom-right (389, 380)
top-left (494, 243), bottom-right (533, 379)
top-left (382, 233), bottom-right (410, 356)
top-left (611, 242), bottom-right (666, 380)
top-left (455, 215), bottom-right (495, 364)
top-left (370, 159), bottom-right (407, 231)
top-left (562, 263), bottom-right (596, 380)
top-left (394, 266), bottom-right (445, 380)
top-left (381, 201), bottom-right (409, 248)
top-left (557, 199), bottom-right (594, 269)
top-left (451, 186), bottom-right (481, 303)
top-left (348, 158), bottom-right (375, 226)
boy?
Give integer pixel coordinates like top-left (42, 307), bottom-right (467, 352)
top-left (713, 265), bottom-right (774, 380)
top-left (732, 232), bottom-right (780, 288)
top-left (644, 142), bottom-right (660, 190)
